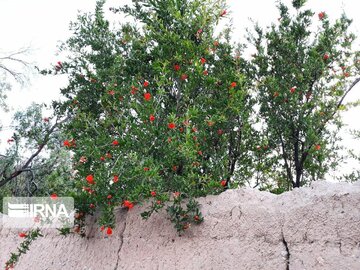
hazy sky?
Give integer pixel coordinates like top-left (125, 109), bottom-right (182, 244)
top-left (0, 0), bottom-right (359, 174)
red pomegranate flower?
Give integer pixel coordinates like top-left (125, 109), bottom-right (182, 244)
top-left (144, 167), bottom-right (150, 171)
top-left (50, 193), bottom-right (58, 200)
top-left (112, 140), bottom-right (119, 146)
top-left (86, 175), bottom-right (95, 185)
top-left (290, 86), bottom-right (297, 94)
top-left (90, 203), bottom-right (95, 209)
top-left (181, 74), bottom-right (188, 81)
top-left (151, 191), bottom-right (156, 197)
top-left (64, 139), bottom-right (76, 148)
top-left (230, 82), bottom-right (237, 88)
top-left (143, 81), bottom-right (149, 87)
top-left (318, 12), bottom-right (325, 20)
top-left (144, 92), bottom-right (151, 101)
top-left (220, 180), bottom-right (227, 187)
top-left (55, 61), bottom-right (62, 71)
top-left (220, 10), bottom-right (227, 17)
top-left (131, 86), bottom-right (138, 95)
top-left (113, 175), bottom-right (119, 183)
top-left (203, 70), bottom-right (208, 76)
top-left (200, 57), bottom-right (206, 64)
top-left (315, 144), bottom-right (321, 151)
top-left (108, 90), bottom-right (115, 96)
top-left (149, 114), bottom-right (155, 122)
top-left (63, 140), bottom-right (70, 147)
top-left (19, 232), bottom-right (27, 238)
top-left (107, 194), bottom-right (112, 199)
top-left (168, 122), bottom-right (176, 129)
top-left (173, 64), bottom-right (181, 71)
top-left (323, 53), bottom-right (329, 60)
top-left (123, 200), bottom-right (134, 209)
top-left (106, 227), bottom-right (113, 235)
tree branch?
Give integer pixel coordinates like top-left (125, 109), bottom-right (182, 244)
top-left (0, 117), bottom-right (69, 188)
top-left (0, 47), bottom-right (31, 83)
top-left (300, 77), bottom-right (360, 164)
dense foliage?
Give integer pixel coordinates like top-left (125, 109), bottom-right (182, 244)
top-left (53, 0), bottom-right (255, 233)
top-left (249, 1), bottom-right (360, 189)
top-left (2, 1), bottom-right (360, 269)
top-left (1, 0), bottom-right (359, 242)
top-left (0, 104), bottom-right (74, 211)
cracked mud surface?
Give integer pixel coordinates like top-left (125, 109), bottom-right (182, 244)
top-left (1, 181), bottom-right (360, 270)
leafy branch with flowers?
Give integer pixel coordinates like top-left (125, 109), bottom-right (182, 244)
top-left (249, 1), bottom-right (360, 189)
top-left (4, 228), bottom-right (43, 270)
top-left (45, 0), bottom-right (359, 236)
top-left (50, 0), bottom-right (254, 236)
top-left (2, 0), bottom-right (360, 268)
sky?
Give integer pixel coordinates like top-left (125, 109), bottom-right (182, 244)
top-left (0, 0), bottom-right (359, 175)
